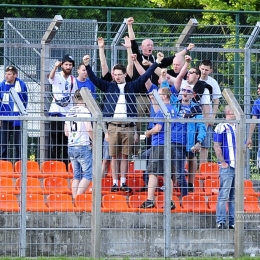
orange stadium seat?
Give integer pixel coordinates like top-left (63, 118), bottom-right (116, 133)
top-left (0, 193), bottom-right (20, 212)
top-left (41, 160), bottom-right (72, 178)
top-left (0, 177), bottom-right (19, 195)
top-left (155, 194), bottom-right (184, 213)
top-left (126, 177), bottom-right (144, 193)
top-left (207, 194), bottom-right (218, 213)
top-left (0, 160), bottom-right (20, 178)
top-left (203, 179), bottom-right (220, 196)
top-left (182, 194), bottom-right (211, 213)
top-left (244, 195), bottom-right (260, 213)
top-left (16, 177), bottom-right (48, 194)
top-left (102, 194), bottom-right (133, 212)
top-left (14, 160), bottom-right (41, 178)
top-left (43, 177), bottom-right (71, 194)
top-left (244, 180), bottom-right (260, 197)
top-left (129, 194), bottom-right (147, 209)
top-left (74, 194), bottom-right (92, 212)
top-left (46, 194), bottom-right (75, 212)
top-left (26, 193), bottom-right (53, 212)
top-left (196, 162), bottom-right (219, 180)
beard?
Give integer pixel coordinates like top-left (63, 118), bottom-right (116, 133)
top-left (62, 67), bottom-right (72, 76)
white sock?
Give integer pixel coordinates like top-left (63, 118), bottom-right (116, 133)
top-left (113, 179), bottom-right (118, 186)
top-left (120, 177), bottom-right (126, 186)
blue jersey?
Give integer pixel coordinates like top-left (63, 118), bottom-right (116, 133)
top-left (151, 103), bottom-right (177, 146)
top-left (76, 78), bottom-right (96, 99)
top-left (213, 123), bottom-right (236, 168)
top-left (251, 98), bottom-right (260, 139)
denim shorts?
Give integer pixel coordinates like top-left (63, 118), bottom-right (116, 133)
top-left (103, 139), bottom-right (111, 160)
top-left (201, 125), bottom-right (213, 148)
top-left (68, 145), bottom-right (92, 181)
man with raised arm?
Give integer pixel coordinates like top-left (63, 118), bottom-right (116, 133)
top-left (82, 52), bottom-right (164, 193)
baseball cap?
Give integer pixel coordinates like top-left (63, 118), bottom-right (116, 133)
top-left (5, 65), bottom-right (18, 74)
top-left (61, 54), bottom-right (75, 67)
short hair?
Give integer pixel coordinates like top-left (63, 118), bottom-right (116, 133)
top-left (200, 60), bottom-right (212, 68)
top-left (77, 62), bottom-right (85, 69)
top-left (5, 65), bottom-right (18, 74)
top-left (159, 87), bottom-right (171, 97)
top-left (191, 67), bottom-right (201, 77)
top-left (74, 89), bottom-right (83, 101)
top-left (113, 64), bottom-right (126, 74)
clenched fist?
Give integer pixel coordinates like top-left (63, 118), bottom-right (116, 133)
top-left (83, 55), bottom-right (91, 66)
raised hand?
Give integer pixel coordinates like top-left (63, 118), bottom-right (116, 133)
top-left (97, 37), bottom-right (105, 48)
top-left (187, 43), bottom-right (195, 51)
top-left (122, 36), bottom-right (131, 49)
top-left (83, 55), bottom-right (91, 66)
top-left (131, 54), bottom-right (137, 61)
top-left (54, 61), bottom-right (62, 68)
top-left (156, 52), bottom-right (164, 63)
top-left (185, 55), bottom-right (192, 63)
top-left (126, 17), bottom-right (134, 25)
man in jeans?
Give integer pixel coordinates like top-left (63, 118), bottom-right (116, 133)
top-left (64, 90), bottom-right (93, 199)
top-left (213, 105), bottom-right (236, 229)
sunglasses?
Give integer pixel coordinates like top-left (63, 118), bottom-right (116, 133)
top-left (181, 88), bottom-right (193, 94)
top-left (187, 70), bottom-right (197, 75)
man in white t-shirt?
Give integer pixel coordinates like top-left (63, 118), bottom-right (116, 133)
top-left (199, 60), bottom-right (222, 164)
top-left (48, 54), bottom-right (78, 167)
top-left (64, 90), bottom-right (93, 199)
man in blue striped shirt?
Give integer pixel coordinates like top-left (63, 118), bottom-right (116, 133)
top-left (213, 105), bottom-right (236, 229)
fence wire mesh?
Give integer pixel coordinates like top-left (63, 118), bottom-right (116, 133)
top-left (0, 5), bottom-right (259, 258)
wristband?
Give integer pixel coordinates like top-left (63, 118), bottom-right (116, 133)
top-left (185, 47), bottom-right (189, 52)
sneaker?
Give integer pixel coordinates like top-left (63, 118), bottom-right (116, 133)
top-left (229, 225), bottom-right (235, 229)
top-left (159, 185), bottom-right (165, 191)
top-left (217, 223), bottom-right (226, 229)
top-left (171, 201), bottom-right (176, 210)
top-left (111, 184), bottom-right (118, 192)
top-left (140, 200), bottom-right (155, 208)
top-left (188, 183), bottom-right (194, 192)
top-left (120, 183), bottom-right (132, 193)
top-left (139, 185), bottom-right (148, 192)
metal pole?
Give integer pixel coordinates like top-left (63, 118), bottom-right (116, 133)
top-left (19, 119), bottom-right (28, 257)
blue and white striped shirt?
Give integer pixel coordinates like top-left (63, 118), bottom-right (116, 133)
top-left (213, 123), bottom-right (236, 168)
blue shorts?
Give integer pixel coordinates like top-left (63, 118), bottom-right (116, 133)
top-left (103, 139), bottom-right (111, 160)
top-left (68, 145), bottom-right (92, 181)
top-left (201, 125), bottom-right (213, 149)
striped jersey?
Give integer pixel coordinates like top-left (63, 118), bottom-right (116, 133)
top-left (213, 123), bottom-right (236, 168)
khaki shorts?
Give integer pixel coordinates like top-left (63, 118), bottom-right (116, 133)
top-left (108, 124), bottom-right (135, 157)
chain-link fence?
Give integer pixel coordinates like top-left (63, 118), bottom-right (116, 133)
top-left (0, 5), bottom-right (260, 258)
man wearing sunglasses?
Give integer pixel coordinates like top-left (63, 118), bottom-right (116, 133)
top-left (171, 84), bottom-right (206, 195)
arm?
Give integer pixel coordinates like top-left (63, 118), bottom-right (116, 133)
top-left (127, 17), bottom-right (135, 40)
top-left (214, 141), bottom-right (229, 168)
top-left (122, 36), bottom-right (134, 78)
top-left (132, 54), bottom-right (152, 91)
top-left (83, 55), bottom-right (110, 92)
top-left (246, 115), bottom-right (257, 147)
top-left (211, 98), bottom-right (220, 120)
top-left (202, 104), bottom-right (211, 128)
top-left (49, 61), bottom-right (61, 80)
top-left (64, 123), bottom-right (69, 137)
top-left (174, 55), bottom-right (191, 92)
top-left (175, 43), bottom-right (195, 56)
top-left (132, 52), bottom-right (164, 92)
top-left (85, 121), bottom-right (93, 141)
top-left (97, 37), bottom-right (109, 77)
top-left (145, 123), bottom-right (162, 138)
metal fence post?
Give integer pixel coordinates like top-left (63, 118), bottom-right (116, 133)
top-left (80, 88), bottom-right (103, 258)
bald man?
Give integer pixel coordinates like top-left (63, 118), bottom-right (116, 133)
top-left (167, 55), bottom-right (187, 79)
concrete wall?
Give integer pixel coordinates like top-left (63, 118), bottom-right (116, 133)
top-left (0, 212), bottom-right (259, 257)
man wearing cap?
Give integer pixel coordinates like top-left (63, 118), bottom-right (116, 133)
top-left (48, 54), bottom-right (78, 166)
top-left (0, 65), bottom-right (28, 161)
